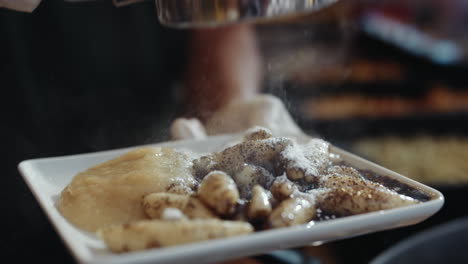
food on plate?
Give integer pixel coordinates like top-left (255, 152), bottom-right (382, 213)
top-left (98, 219), bottom-right (253, 253)
top-left (311, 168), bottom-right (417, 216)
top-left (270, 176), bottom-right (297, 200)
top-left (57, 126), bottom-right (423, 253)
top-left (197, 171), bottom-right (240, 216)
top-left (268, 196), bottom-right (316, 228)
top-left (142, 193), bottom-right (215, 220)
top-left (246, 185), bottom-right (272, 220)
top-left (56, 147), bottom-right (196, 232)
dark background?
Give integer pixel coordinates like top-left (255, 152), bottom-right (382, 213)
top-left (2, 1), bottom-right (187, 262)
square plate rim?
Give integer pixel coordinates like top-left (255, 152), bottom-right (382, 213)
top-left (18, 134), bottom-right (445, 264)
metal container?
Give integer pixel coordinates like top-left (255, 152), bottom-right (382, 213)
top-left (155, 0), bottom-right (339, 28)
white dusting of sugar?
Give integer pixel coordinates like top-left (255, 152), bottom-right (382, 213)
top-left (161, 208), bottom-right (187, 221)
top-left (281, 138), bottom-right (330, 178)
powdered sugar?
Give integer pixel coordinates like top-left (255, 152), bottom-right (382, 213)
top-left (280, 138), bottom-right (330, 182)
top-left (161, 208), bottom-right (187, 221)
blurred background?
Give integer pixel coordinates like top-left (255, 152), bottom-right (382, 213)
top-left (258, 0), bottom-right (468, 263)
top-left (2, 0), bottom-right (468, 263)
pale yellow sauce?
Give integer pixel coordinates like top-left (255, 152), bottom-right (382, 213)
top-left (56, 147), bottom-right (195, 232)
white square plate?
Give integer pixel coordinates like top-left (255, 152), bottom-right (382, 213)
top-left (18, 134), bottom-right (444, 264)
